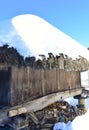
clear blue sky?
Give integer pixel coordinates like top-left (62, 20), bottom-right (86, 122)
top-left (0, 0), bottom-right (89, 47)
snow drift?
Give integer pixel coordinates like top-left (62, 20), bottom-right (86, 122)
top-left (12, 14), bottom-right (89, 60)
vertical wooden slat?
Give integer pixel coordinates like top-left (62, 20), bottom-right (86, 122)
top-left (56, 68), bottom-right (60, 91)
top-left (41, 69), bottom-right (45, 96)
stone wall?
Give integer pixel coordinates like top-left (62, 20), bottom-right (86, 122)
top-left (39, 53), bottom-right (89, 71)
top-left (0, 44), bottom-right (89, 71)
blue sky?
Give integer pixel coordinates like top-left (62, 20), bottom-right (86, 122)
top-left (0, 0), bottom-right (89, 47)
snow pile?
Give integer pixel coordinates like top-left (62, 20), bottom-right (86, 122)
top-left (12, 14), bottom-right (89, 60)
top-left (72, 109), bottom-right (89, 130)
top-left (64, 97), bottom-right (78, 107)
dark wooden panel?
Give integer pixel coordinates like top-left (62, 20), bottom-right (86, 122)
top-left (0, 67), bottom-right (11, 106)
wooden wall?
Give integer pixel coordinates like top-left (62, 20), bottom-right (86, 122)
top-left (10, 67), bottom-right (81, 106)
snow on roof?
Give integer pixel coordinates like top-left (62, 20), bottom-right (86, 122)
top-left (12, 14), bottom-right (89, 60)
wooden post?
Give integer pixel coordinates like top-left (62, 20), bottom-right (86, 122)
top-left (78, 98), bottom-right (86, 111)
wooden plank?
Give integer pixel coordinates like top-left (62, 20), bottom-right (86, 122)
top-left (28, 112), bottom-right (40, 124)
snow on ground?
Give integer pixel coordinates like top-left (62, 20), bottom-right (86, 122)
top-left (86, 98), bottom-right (89, 110)
top-left (64, 97), bottom-right (78, 107)
top-left (72, 109), bottom-right (89, 130)
top-left (54, 121), bottom-right (72, 130)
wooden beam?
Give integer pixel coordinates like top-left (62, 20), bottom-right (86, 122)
top-left (9, 88), bottom-right (82, 117)
top-left (0, 88), bottom-right (82, 124)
